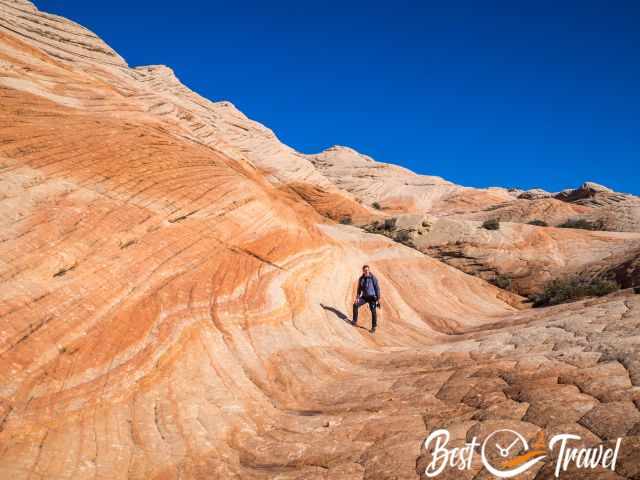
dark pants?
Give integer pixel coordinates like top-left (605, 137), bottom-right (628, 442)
top-left (353, 296), bottom-right (377, 329)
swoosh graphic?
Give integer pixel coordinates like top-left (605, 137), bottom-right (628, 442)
top-left (484, 455), bottom-right (546, 478)
top-left (502, 449), bottom-right (547, 469)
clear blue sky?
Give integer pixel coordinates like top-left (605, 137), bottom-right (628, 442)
top-left (36, 1), bottom-right (639, 194)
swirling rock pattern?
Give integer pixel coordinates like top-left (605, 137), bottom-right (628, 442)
top-left (396, 215), bottom-right (640, 295)
top-left (308, 145), bottom-right (516, 215)
top-left (0, 2), bottom-right (639, 479)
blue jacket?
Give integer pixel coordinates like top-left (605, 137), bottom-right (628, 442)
top-left (357, 274), bottom-right (380, 300)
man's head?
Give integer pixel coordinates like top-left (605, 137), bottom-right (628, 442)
top-left (362, 265), bottom-right (370, 276)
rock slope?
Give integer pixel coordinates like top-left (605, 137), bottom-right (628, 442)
top-left (555, 182), bottom-right (640, 233)
top-left (308, 145), bottom-right (516, 215)
top-left (308, 149), bottom-right (640, 294)
top-left (0, 2), bottom-right (639, 479)
top-left (372, 214), bottom-right (640, 295)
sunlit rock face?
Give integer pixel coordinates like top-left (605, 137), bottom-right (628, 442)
top-left (308, 149), bottom-right (640, 295)
top-left (555, 182), bottom-right (640, 232)
top-left (376, 214), bottom-right (640, 296)
top-left (308, 145), bottom-right (517, 215)
top-left (1, 2), bottom-right (639, 479)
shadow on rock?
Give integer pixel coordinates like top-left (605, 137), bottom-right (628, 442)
top-left (320, 303), bottom-right (369, 330)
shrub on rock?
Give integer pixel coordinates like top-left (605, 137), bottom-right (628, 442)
top-left (482, 218), bottom-right (500, 230)
top-left (493, 275), bottom-right (513, 291)
top-left (384, 217), bottom-right (397, 231)
top-left (532, 276), bottom-right (619, 307)
top-left (528, 219), bottom-right (548, 227)
top-left (558, 218), bottom-right (606, 231)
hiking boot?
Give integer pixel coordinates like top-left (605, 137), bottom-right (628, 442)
top-left (370, 327), bottom-right (376, 334)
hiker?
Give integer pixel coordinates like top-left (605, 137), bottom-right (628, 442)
top-left (352, 265), bottom-right (381, 333)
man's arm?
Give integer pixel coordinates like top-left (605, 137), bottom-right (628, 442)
top-left (374, 276), bottom-right (380, 300)
top-left (356, 276), bottom-right (362, 298)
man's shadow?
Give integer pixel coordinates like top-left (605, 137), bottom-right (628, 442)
top-left (320, 303), bottom-right (369, 330)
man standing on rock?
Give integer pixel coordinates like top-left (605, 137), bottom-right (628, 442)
top-left (353, 265), bottom-right (381, 333)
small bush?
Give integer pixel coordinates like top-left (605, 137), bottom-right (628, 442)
top-left (590, 280), bottom-right (619, 296)
top-left (395, 230), bottom-right (411, 242)
top-left (558, 218), bottom-right (605, 231)
top-left (532, 276), bottom-right (619, 307)
top-left (339, 216), bottom-right (352, 225)
top-left (384, 217), bottom-right (397, 231)
top-left (528, 219), bottom-right (548, 227)
top-left (365, 220), bottom-right (386, 234)
top-left (394, 229), bottom-right (415, 247)
top-left (493, 275), bottom-right (512, 290)
top-left (372, 201), bottom-right (381, 210)
top-left (482, 218), bottom-right (500, 230)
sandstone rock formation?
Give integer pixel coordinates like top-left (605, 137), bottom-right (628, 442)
top-left (0, 2), bottom-right (639, 479)
top-left (517, 188), bottom-right (553, 200)
top-left (600, 252), bottom-right (640, 291)
top-left (555, 182), bottom-right (640, 232)
top-left (308, 145), bottom-right (517, 215)
top-left (556, 182), bottom-right (617, 204)
top-left (308, 147), bottom-right (640, 293)
top-left (369, 214), bottom-right (640, 295)
top-left (449, 197), bottom-right (593, 226)
top-left (128, 67), bottom-right (374, 224)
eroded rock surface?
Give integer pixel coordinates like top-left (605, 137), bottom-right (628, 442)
top-left (555, 182), bottom-right (640, 232)
top-left (308, 145), bottom-right (517, 215)
top-left (365, 214), bottom-right (640, 295)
